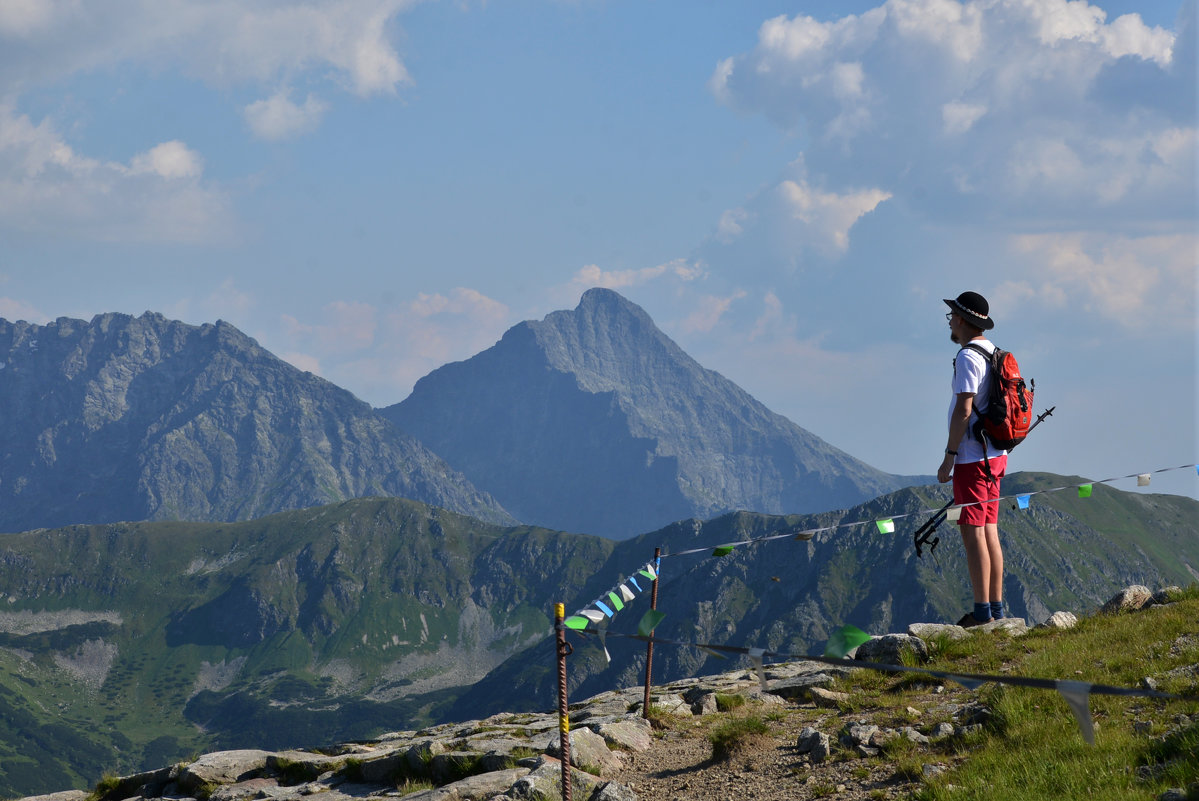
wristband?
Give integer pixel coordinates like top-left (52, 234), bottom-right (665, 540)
top-left (945, 449), bottom-right (957, 456)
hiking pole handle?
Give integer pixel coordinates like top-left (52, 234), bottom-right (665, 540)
top-left (1026, 406), bottom-right (1055, 435)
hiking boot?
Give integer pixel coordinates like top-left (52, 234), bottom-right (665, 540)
top-left (956, 612), bottom-right (989, 628)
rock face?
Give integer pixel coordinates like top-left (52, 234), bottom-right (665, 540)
top-left (0, 313), bottom-right (512, 532)
top-left (381, 288), bottom-right (924, 538)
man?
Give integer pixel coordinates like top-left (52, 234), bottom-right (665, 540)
top-left (937, 291), bottom-right (1007, 627)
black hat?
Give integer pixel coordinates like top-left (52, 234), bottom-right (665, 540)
top-left (943, 291), bottom-right (994, 330)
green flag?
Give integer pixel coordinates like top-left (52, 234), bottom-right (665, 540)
top-left (712, 546), bottom-right (735, 557)
top-left (564, 616), bottom-right (590, 630)
top-left (636, 609), bottom-right (666, 637)
top-left (824, 624), bottom-right (872, 659)
top-left (1078, 484), bottom-right (1093, 498)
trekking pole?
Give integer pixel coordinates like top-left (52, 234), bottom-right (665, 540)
top-left (554, 603), bottom-right (572, 801)
top-left (642, 547), bottom-right (661, 720)
top-left (913, 500), bottom-right (951, 558)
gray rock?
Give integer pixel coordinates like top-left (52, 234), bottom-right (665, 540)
top-left (1157, 790), bottom-right (1187, 801)
top-left (13, 794), bottom-right (89, 801)
top-left (975, 617), bottom-right (1028, 636)
top-left (900, 726), bottom-right (930, 745)
top-left (1037, 611), bottom-right (1078, 630)
top-left (208, 778), bottom-right (281, 801)
top-left (690, 692), bottom-right (719, 715)
top-left (807, 687), bottom-right (850, 708)
top-left (1101, 585), bottom-right (1153, 614)
top-left (839, 722), bottom-right (879, 747)
top-left (855, 634), bottom-right (930, 665)
top-left (930, 723), bottom-right (955, 739)
top-left (908, 623), bottom-right (971, 641)
top-left (767, 673), bottom-right (839, 700)
top-left (591, 782), bottom-right (639, 801)
top-left (179, 750), bottom-right (273, 789)
top-left (545, 727), bottom-right (622, 775)
top-left (922, 764), bottom-right (946, 778)
top-left (508, 755), bottom-right (602, 801)
top-left (591, 720), bottom-right (652, 753)
top-left (1152, 587), bottom-right (1182, 605)
top-left (405, 767), bottom-right (530, 801)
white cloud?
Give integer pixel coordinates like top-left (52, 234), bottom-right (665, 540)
top-left (777, 177), bottom-right (891, 253)
top-left (0, 296), bottom-right (50, 324)
top-left (0, 105), bottom-right (230, 242)
top-left (678, 290), bottom-right (747, 334)
top-left (1008, 232), bottom-right (1197, 330)
top-left (0, 1), bottom-right (417, 98)
top-left (244, 90), bottom-right (329, 141)
top-left (129, 141), bottom-right (204, 179)
top-left (711, 0), bottom-right (1186, 227)
top-left (569, 259), bottom-right (706, 292)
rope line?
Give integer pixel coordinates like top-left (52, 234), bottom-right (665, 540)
top-left (662, 463), bottom-right (1198, 558)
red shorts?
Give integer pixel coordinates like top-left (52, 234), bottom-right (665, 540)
top-left (952, 455), bottom-right (1006, 526)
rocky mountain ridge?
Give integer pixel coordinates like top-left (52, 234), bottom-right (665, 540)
top-left (382, 288), bottom-right (927, 538)
top-left (0, 312), bottom-right (512, 532)
top-left (15, 585), bottom-right (1195, 801)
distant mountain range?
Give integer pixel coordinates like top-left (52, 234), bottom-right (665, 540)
top-left (382, 288), bottom-right (926, 537)
top-left (0, 480), bottom-right (1192, 796)
top-left (0, 291), bottom-right (926, 538)
top-left (0, 313), bottom-right (512, 533)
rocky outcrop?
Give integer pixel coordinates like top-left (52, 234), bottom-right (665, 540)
top-left (0, 313), bottom-right (512, 533)
top-left (15, 585), bottom-right (1194, 801)
top-left (382, 288), bottom-right (925, 538)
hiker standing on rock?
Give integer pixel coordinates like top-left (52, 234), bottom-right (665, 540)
top-left (938, 291), bottom-right (1007, 628)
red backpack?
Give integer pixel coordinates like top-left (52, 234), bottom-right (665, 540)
top-left (962, 343), bottom-right (1034, 451)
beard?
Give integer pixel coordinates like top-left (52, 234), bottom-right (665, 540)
top-left (950, 330), bottom-right (960, 344)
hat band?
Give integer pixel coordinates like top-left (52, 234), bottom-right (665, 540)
top-left (950, 298), bottom-right (989, 320)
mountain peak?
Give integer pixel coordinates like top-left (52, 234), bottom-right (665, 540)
top-left (383, 290), bottom-right (920, 537)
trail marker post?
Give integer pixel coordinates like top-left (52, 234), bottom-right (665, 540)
top-left (554, 602), bottom-right (572, 801)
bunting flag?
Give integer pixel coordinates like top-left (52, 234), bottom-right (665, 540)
top-left (824, 624), bottom-right (872, 659)
top-left (637, 609), bottom-right (666, 637)
top-left (656, 463), bottom-right (1197, 561)
top-left (1056, 680), bottom-right (1096, 745)
top-left (567, 560), bottom-right (660, 630)
top-left (747, 647), bottom-right (768, 692)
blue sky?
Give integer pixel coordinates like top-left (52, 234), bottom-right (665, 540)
top-left (1, 0), bottom-right (1195, 500)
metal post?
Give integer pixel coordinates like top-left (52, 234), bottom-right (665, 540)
top-left (554, 602), bottom-right (572, 801)
top-left (642, 547), bottom-right (661, 720)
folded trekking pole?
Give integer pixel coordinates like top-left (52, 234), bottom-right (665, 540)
top-left (913, 406), bottom-right (1056, 559)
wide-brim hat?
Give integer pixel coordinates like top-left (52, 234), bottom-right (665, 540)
top-left (943, 291), bottom-right (994, 330)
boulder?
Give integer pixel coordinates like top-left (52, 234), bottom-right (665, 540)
top-left (855, 634), bottom-right (929, 665)
top-left (975, 617), bottom-right (1028, 636)
top-left (908, 623), bottom-right (971, 641)
top-left (401, 767), bottom-right (530, 801)
top-left (591, 720), bottom-right (653, 753)
top-left (179, 750), bottom-right (273, 790)
top-left (795, 727), bottom-right (832, 764)
top-left (508, 755), bottom-right (602, 801)
top-left (545, 727), bottom-right (622, 775)
top-left (1037, 611), bottom-right (1078, 630)
top-left (1101, 585), bottom-right (1153, 614)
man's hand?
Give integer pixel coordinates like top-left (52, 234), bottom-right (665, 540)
top-left (937, 453), bottom-right (954, 484)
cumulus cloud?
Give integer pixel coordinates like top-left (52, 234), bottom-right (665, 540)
top-left (244, 90), bottom-right (329, 141)
top-left (678, 290), bottom-right (747, 334)
top-left (0, 0), bottom-right (416, 98)
top-left (0, 105), bottom-right (230, 242)
top-left (711, 0), bottom-right (1189, 227)
top-left (274, 288), bottom-right (514, 405)
top-left (568, 259), bottom-right (706, 292)
top-left (1007, 232), bottom-right (1196, 330)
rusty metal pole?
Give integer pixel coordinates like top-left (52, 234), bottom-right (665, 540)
top-left (554, 602), bottom-right (573, 801)
top-left (642, 548), bottom-right (661, 720)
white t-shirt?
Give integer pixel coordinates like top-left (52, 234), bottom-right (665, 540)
top-left (949, 339), bottom-right (1008, 464)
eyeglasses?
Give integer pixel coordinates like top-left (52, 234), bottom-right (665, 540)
top-left (945, 312), bottom-right (955, 322)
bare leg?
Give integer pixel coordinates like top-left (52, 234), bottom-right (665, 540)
top-left (984, 522), bottom-right (1003, 603)
top-left (959, 524), bottom-right (990, 604)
